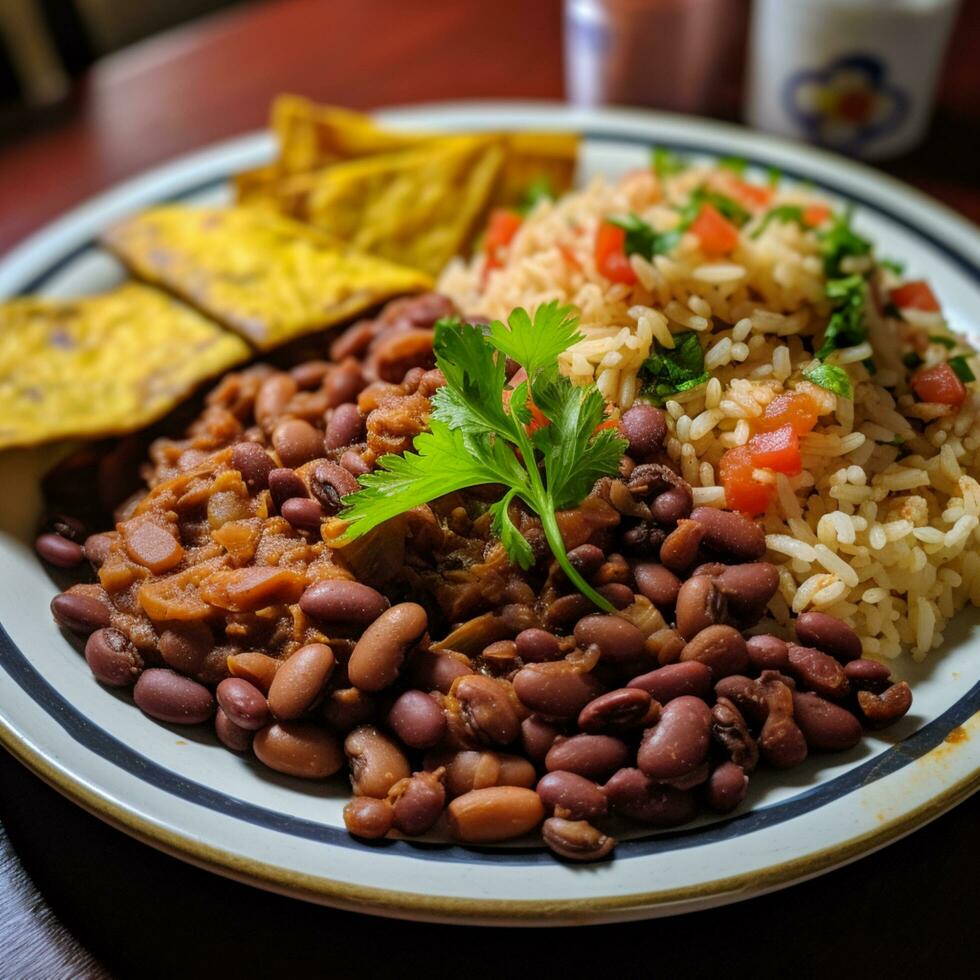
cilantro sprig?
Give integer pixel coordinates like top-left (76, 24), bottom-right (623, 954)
top-left (641, 331), bottom-right (710, 404)
top-left (816, 274), bottom-right (868, 361)
top-left (338, 302), bottom-right (627, 611)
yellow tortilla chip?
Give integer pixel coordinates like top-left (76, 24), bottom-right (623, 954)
top-left (494, 132), bottom-right (580, 209)
top-left (0, 284), bottom-right (250, 450)
top-left (102, 206), bottom-right (432, 350)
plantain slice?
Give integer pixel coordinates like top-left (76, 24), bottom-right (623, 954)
top-left (102, 205), bottom-right (432, 350)
top-left (0, 283), bottom-right (250, 450)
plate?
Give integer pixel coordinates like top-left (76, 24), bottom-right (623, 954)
top-left (0, 103), bottom-right (978, 925)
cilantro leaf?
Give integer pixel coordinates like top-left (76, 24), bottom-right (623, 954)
top-left (929, 334), bottom-right (956, 349)
top-left (816, 275), bottom-right (867, 360)
top-left (804, 363), bottom-right (853, 399)
top-left (819, 208), bottom-right (871, 277)
top-left (719, 155), bottom-right (747, 175)
top-left (949, 355), bottom-right (976, 383)
top-left (766, 165), bottom-right (782, 187)
top-left (489, 489), bottom-right (535, 570)
top-left (751, 205), bottom-right (806, 239)
top-left (487, 302), bottom-right (582, 381)
top-left (517, 176), bottom-right (553, 216)
top-left (641, 330), bottom-right (710, 404)
top-left (606, 213), bottom-right (682, 260)
top-left (678, 187), bottom-right (750, 228)
top-left (652, 147), bottom-right (687, 179)
top-left (881, 258), bottom-right (905, 276)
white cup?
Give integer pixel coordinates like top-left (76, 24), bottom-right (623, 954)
top-left (746, 0), bottom-right (960, 160)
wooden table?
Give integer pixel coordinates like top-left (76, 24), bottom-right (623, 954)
top-left (1, 0), bottom-right (978, 974)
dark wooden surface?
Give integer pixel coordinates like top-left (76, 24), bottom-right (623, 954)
top-left (1, 0), bottom-right (978, 975)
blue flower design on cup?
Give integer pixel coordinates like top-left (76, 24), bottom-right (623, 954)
top-left (783, 54), bottom-right (910, 152)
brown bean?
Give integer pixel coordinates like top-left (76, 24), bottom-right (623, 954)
top-left (340, 450), bottom-right (371, 478)
top-left (290, 359), bottom-right (331, 389)
top-left (214, 708), bottom-right (254, 752)
top-left (387, 690), bottom-right (447, 749)
top-left (321, 687), bottom-right (377, 732)
top-left (645, 627), bottom-right (687, 666)
top-left (348, 603), bottom-right (427, 692)
top-left (620, 404), bottom-right (667, 459)
top-left (133, 669), bottom-right (214, 725)
top-left (299, 580), bottom-right (389, 626)
top-left (50, 591), bottom-right (110, 635)
top-left (689, 506), bottom-right (766, 561)
top-left (651, 487), bottom-right (692, 525)
top-left (757, 674), bottom-right (808, 769)
top-left (512, 661), bottom-right (604, 719)
top-left (216, 677), bottom-right (269, 730)
top-left (714, 675), bottom-right (768, 728)
top-left (406, 648), bottom-right (473, 694)
top-left (659, 519), bottom-right (704, 574)
top-left (573, 614), bottom-right (645, 663)
top-left (675, 575), bottom-right (729, 640)
top-left (514, 628), bottom-right (560, 663)
top-left (536, 771), bottom-right (607, 820)
top-left (578, 688), bottom-right (655, 733)
top-left (255, 374), bottom-right (297, 431)
top-left (345, 725), bottom-right (411, 798)
top-left (43, 514), bottom-right (86, 542)
top-left (447, 786), bottom-right (545, 843)
top-left (309, 461), bottom-right (359, 515)
top-left (254, 722), bottom-right (344, 779)
top-left (388, 770), bottom-right (446, 836)
top-left (157, 621), bottom-right (212, 674)
top-left (637, 696), bottom-right (712, 780)
top-left (715, 563), bottom-right (779, 623)
top-left (680, 625), bottom-right (749, 679)
top-left (711, 696), bottom-right (758, 771)
top-left (83, 532), bottom-right (116, 566)
top-left (795, 611), bottom-right (862, 663)
top-left (227, 651), bottom-right (280, 693)
top-left (634, 563), bottom-right (682, 609)
top-left (84, 628), bottom-right (143, 687)
top-left (231, 441), bottom-right (275, 492)
top-left (368, 328), bottom-right (435, 383)
top-left (566, 543), bottom-right (605, 577)
top-left (324, 403), bottom-right (364, 450)
top-left (520, 716), bottom-right (563, 763)
top-left (747, 634), bottom-right (790, 672)
top-left (343, 796), bottom-right (394, 839)
top-left (542, 817), bottom-right (615, 862)
top-left (706, 761), bottom-right (749, 813)
top-left (786, 644), bottom-right (850, 699)
top-left (275, 497), bottom-right (321, 532)
top-left (793, 692), bottom-right (863, 750)
top-left (545, 734), bottom-right (629, 781)
top-left (268, 643), bottom-right (335, 720)
top-left (268, 467), bottom-right (308, 510)
top-left (603, 768), bottom-right (698, 825)
top-left (844, 658), bottom-right (892, 690)
top-left (857, 682), bottom-right (913, 726)
top-left (428, 750), bottom-right (536, 799)
top-left (35, 532), bottom-right (84, 568)
top-left (325, 358), bottom-right (365, 408)
top-left (628, 660), bottom-right (712, 702)
top-left (450, 674), bottom-right (520, 746)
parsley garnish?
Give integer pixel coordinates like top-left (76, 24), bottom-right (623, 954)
top-left (607, 213), bottom-right (683, 259)
top-left (641, 331), bottom-right (710, 404)
top-left (517, 176), bottom-right (553, 216)
top-left (339, 303), bottom-right (627, 611)
top-left (819, 208), bottom-right (871, 277)
top-left (816, 275), bottom-right (867, 360)
top-left (719, 155), bottom-right (747, 175)
top-left (803, 363), bottom-right (853, 399)
top-left (651, 147), bottom-right (687, 179)
top-left (949, 355), bottom-right (976, 383)
top-left (684, 187), bottom-right (750, 227)
top-left (750, 205), bottom-right (807, 239)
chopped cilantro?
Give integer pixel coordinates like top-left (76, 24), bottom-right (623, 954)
top-left (651, 147), bottom-right (687, 179)
top-left (684, 187), bottom-right (751, 227)
top-left (929, 335), bottom-right (956, 349)
top-left (719, 155), bottom-right (747, 175)
top-left (881, 258), bottom-right (905, 276)
top-left (766, 165), bottom-right (782, 187)
top-left (902, 351), bottom-right (924, 370)
top-left (819, 208), bottom-right (872, 277)
top-left (949, 355), bottom-right (976, 383)
top-left (517, 176), bottom-right (553, 216)
top-left (816, 275), bottom-right (868, 360)
top-left (803, 363), bottom-right (853, 399)
top-left (641, 331), bottom-right (710, 404)
top-left (750, 205), bottom-right (807, 239)
top-left (606, 213), bottom-right (682, 260)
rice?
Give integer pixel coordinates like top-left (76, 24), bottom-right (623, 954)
top-left (439, 163), bottom-right (980, 660)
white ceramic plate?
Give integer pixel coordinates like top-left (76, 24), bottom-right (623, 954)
top-left (0, 103), bottom-right (978, 926)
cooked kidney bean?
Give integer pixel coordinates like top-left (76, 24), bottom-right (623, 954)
top-left (514, 628), bottom-right (560, 663)
top-left (757, 674), bottom-right (808, 769)
top-left (268, 643), bottom-right (335, 721)
top-left (628, 660), bottom-right (712, 702)
top-left (447, 786), bottom-right (545, 843)
top-left (594, 554), bottom-right (631, 587)
top-left (536, 771), bottom-right (607, 820)
top-left (343, 796), bottom-right (395, 839)
top-left (578, 688), bottom-right (654, 733)
top-left (512, 661), bottom-right (604, 718)
top-left (520, 715), bottom-right (563, 762)
top-left (325, 357), bottom-right (365, 408)
top-left (290, 359), bottom-right (330, 389)
top-left (689, 507), bottom-right (766, 561)
top-left (368, 328), bottom-right (435, 384)
top-left (321, 687), bottom-right (377, 731)
top-left (634, 563), bottom-right (682, 610)
top-left (324, 403), bottom-right (364, 450)
top-left (651, 487), bottom-right (692, 525)
top-left (50, 591), bottom-right (110, 635)
top-left (786, 644), bottom-right (850, 699)
top-left (795, 612), bottom-right (862, 664)
top-left (340, 450), bottom-right (371, 477)
top-left (792, 692), bottom-right (862, 750)
top-left (43, 514), bottom-right (86, 542)
top-left (133, 669), bottom-right (214, 725)
top-left (659, 519), bottom-right (704, 574)
top-left (542, 817), bottom-right (615, 862)
top-left (280, 497), bottom-right (324, 532)
top-left (711, 696), bottom-right (758, 771)
top-left (428, 749), bottom-right (536, 799)
top-left (620, 404), bottom-right (667, 459)
top-left (268, 467), bottom-right (308, 510)
top-left (675, 575), bottom-right (728, 640)
top-left (603, 768), bottom-right (698, 826)
top-left (645, 627), bottom-right (687, 666)
top-left (480, 640), bottom-right (519, 671)
top-left (254, 722), bottom-right (344, 779)
top-left (348, 603), bottom-right (427, 692)
top-left (450, 674), bottom-right (520, 746)
top-left (637, 696), bottom-right (712, 780)
top-left (680, 625), bottom-right (749, 679)
top-left (566, 544), bottom-right (605, 577)
top-left (713, 675), bottom-right (768, 728)
top-left (84, 628), bottom-right (143, 687)
top-left (231, 441), bottom-right (275, 492)
top-left (857, 681), bottom-right (913, 726)
top-left (573, 614), bottom-right (645, 663)
top-left (387, 690), bottom-right (446, 749)
top-left (36, 532), bottom-right (84, 568)
top-left (389, 771), bottom-right (446, 836)
top-left (216, 677), bottom-right (269, 730)
top-left (406, 648), bottom-right (473, 693)
top-left (714, 563), bottom-right (779, 622)
top-left (157, 622), bottom-right (212, 674)
top-left (706, 762), bottom-right (749, 813)
top-left (546, 734), bottom-right (629, 781)
top-left (309, 461), bottom-right (359, 514)
top-left (227, 651), bottom-right (280, 693)
top-left (215, 708), bottom-right (254, 752)
top-left (83, 532), bottom-right (116, 566)
top-left (299, 580), bottom-right (389, 627)
top-left (271, 419), bottom-right (323, 469)
top-left (344, 725), bottom-right (411, 798)
top-left (844, 658), bottom-right (892, 690)
top-left (254, 373), bottom-right (297, 431)
top-left (746, 634), bottom-right (790, 672)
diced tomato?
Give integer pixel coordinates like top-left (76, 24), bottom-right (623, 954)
top-left (593, 418), bottom-right (621, 433)
top-left (719, 446), bottom-right (774, 515)
top-left (691, 203), bottom-right (740, 257)
top-left (911, 362), bottom-right (967, 407)
top-left (755, 390), bottom-right (822, 435)
top-left (482, 208), bottom-right (523, 281)
top-left (595, 221), bottom-right (637, 284)
top-left (891, 280), bottom-right (941, 312)
top-left (727, 179), bottom-right (773, 212)
top-left (802, 204), bottom-right (832, 227)
top-left (748, 424), bottom-right (802, 476)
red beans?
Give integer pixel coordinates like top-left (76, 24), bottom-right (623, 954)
top-left (390, 771), bottom-right (446, 835)
top-left (299, 580), bottom-right (389, 626)
top-left (795, 612), bottom-right (862, 663)
top-left (659, 519), bottom-right (704, 574)
top-left (577, 688), bottom-right (654, 732)
top-left (793, 692), bottom-right (862, 751)
top-left (231, 441), bottom-right (275, 491)
top-left (36, 532), bottom-right (85, 568)
top-left (786, 644), bottom-right (850, 699)
top-left (542, 817), bottom-right (616, 862)
top-left (447, 787), bottom-right (545, 843)
top-left (268, 467), bottom-right (308, 510)
top-left (272, 419), bottom-right (323, 468)
top-left (675, 575), bottom-right (728, 640)
top-left (348, 603), bottom-right (427, 692)
top-left (706, 762), bottom-right (749, 813)
top-left (637, 696), bottom-right (712, 780)
top-left (280, 497), bottom-right (324, 532)
top-left (536, 771), bottom-right (607, 820)
top-left (324, 403), bottom-right (364, 450)
top-left (634, 563), bottom-right (682, 609)
top-left (387, 690), bottom-right (447, 749)
top-left (216, 678), bottom-right (269, 730)
top-left (714, 563), bottom-right (779, 622)
top-left (573, 614), bottom-right (645, 663)
top-left (84, 628), bottom-right (142, 687)
top-left (450, 674), bottom-right (520, 746)
top-left (215, 709), bottom-right (254, 752)
top-left (344, 796), bottom-right (394, 839)
top-left (628, 661), bottom-right (712, 702)
top-left (545, 734), bottom-right (629, 781)
top-left (620, 404), bottom-right (667, 459)
top-left (521, 715), bottom-right (563, 762)
top-left (680, 625), bottom-right (749, 679)
top-left (345, 725), bottom-right (410, 797)
top-left (133, 669), bottom-right (214, 725)
top-left (254, 722), bottom-right (344, 779)
top-left (689, 507), bottom-right (766, 562)
top-left (844, 658), bottom-right (891, 688)
top-left (51, 591), bottom-right (111, 635)
top-left (512, 661), bottom-right (604, 719)
top-left (857, 682), bottom-right (913, 726)
top-left (268, 643), bottom-right (335, 721)
top-left (746, 634), bottom-right (790, 672)
top-left (604, 768), bottom-right (698, 826)
top-left (515, 628), bottom-right (561, 662)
